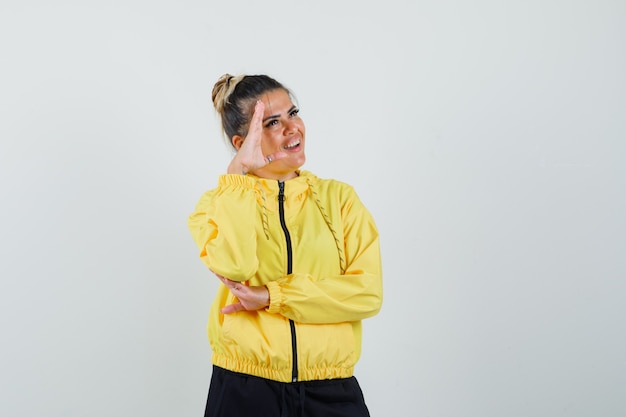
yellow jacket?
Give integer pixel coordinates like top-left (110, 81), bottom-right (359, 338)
top-left (188, 170), bottom-right (382, 382)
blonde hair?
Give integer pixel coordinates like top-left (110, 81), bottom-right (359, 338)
top-left (211, 74), bottom-right (245, 115)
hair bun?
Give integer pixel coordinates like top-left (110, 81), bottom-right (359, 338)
top-left (212, 73), bottom-right (245, 114)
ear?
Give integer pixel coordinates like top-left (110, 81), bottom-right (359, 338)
top-left (231, 135), bottom-right (244, 151)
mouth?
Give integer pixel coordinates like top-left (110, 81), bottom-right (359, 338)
top-left (282, 138), bottom-right (301, 151)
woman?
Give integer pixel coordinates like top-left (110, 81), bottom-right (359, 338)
top-left (188, 73), bottom-right (383, 417)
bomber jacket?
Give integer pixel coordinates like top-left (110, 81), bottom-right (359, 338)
top-left (188, 170), bottom-right (383, 383)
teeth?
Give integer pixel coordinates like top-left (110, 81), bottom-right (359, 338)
top-left (284, 140), bottom-right (300, 149)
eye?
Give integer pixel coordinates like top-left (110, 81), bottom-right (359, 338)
top-left (265, 119), bottom-right (279, 128)
top-left (289, 108), bottom-right (300, 117)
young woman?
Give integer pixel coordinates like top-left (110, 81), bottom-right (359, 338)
top-left (188, 73), bottom-right (383, 417)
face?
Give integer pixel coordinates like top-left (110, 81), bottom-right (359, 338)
top-left (251, 89), bottom-right (306, 180)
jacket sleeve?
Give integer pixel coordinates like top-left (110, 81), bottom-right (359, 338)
top-left (187, 174), bottom-right (260, 282)
top-left (265, 186), bottom-right (383, 324)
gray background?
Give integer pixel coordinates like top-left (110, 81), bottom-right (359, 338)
top-left (1, 1), bottom-right (625, 416)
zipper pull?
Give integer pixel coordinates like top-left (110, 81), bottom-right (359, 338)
top-left (278, 181), bottom-right (285, 201)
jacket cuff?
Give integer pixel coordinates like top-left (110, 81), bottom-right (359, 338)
top-left (218, 174), bottom-right (257, 189)
top-left (265, 281), bottom-right (282, 314)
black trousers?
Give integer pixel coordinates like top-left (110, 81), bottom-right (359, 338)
top-left (205, 366), bottom-right (371, 417)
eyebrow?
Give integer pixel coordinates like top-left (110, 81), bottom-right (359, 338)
top-left (262, 105), bottom-right (297, 123)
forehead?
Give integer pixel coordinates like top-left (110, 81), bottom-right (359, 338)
top-left (261, 89), bottom-right (293, 114)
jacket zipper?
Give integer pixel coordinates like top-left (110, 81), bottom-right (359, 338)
top-left (278, 181), bottom-right (298, 382)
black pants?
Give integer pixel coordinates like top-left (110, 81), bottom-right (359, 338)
top-left (205, 366), bottom-right (371, 417)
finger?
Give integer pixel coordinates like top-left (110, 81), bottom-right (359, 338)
top-left (221, 303), bottom-right (244, 314)
top-left (253, 100), bottom-right (265, 119)
top-left (228, 279), bottom-right (245, 290)
top-left (265, 150), bottom-right (289, 165)
top-left (217, 276), bottom-right (239, 293)
top-left (247, 100), bottom-right (265, 137)
top-left (219, 276), bottom-right (234, 286)
top-left (221, 278), bottom-right (247, 294)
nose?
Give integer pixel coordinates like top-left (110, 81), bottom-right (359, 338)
top-left (284, 119), bottom-right (298, 135)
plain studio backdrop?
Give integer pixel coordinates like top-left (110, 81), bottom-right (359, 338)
top-left (1, 1), bottom-right (625, 416)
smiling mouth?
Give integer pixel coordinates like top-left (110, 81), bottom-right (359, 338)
top-left (283, 139), bottom-right (301, 150)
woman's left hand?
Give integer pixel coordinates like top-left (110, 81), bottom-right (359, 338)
top-left (215, 274), bottom-right (270, 314)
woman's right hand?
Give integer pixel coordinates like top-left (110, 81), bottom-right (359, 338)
top-left (227, 100), bottom-right (286, 175)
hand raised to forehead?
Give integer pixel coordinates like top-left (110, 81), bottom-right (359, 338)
top-left (228, 100), bottom-right (287, 175)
